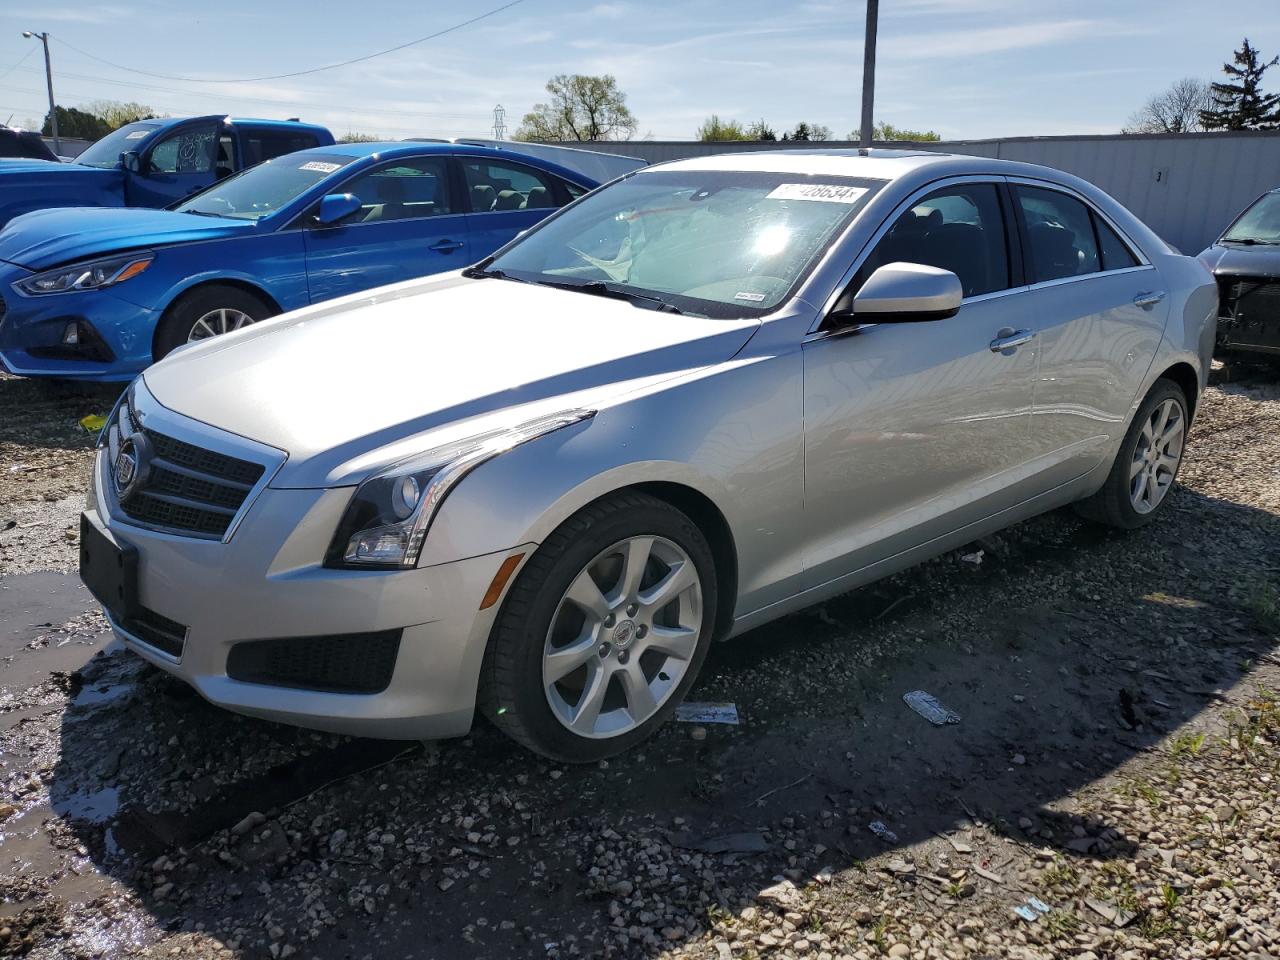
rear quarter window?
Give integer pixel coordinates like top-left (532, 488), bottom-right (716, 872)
top-left (244, 133), bottom-right (321, 166)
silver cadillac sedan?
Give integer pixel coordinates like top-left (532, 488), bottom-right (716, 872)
top-left (81, 149), bottom-right (1217, 762)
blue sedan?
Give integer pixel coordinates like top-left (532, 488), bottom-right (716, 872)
top-left (0, 142), bottom-right (610, 381)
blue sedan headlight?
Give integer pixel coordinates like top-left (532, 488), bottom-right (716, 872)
top-left (16, 253), bottom-right (154, 295)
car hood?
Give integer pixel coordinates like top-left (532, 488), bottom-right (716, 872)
top-left (0, 158), bottom-right (104, 175)
top-left (0, 206), bottom-right (253, 269)
top-left (1199, 242), bottom-right (1280, 280)
top-left (143, 274), bottom-right (760, 488)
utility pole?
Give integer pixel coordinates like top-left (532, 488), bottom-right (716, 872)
top-left (492, 104), bottom-right (507, 140)
top-left (22, 31), bottom-right (58, 154)
top-left (859, 0), bottom-right (878, 149)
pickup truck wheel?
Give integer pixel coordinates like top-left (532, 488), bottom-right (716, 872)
top-left (1075, 378), bottom-right (1189, 529)
top-left (154, 286), bottom-right (276, 361)
top-left (480, 492), bottom-right (717, 763)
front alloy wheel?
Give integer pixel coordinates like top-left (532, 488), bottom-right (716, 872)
top-left (481, 492), bottom-right (717, 762)
top-left (187, 307), bottom-right (258, 342)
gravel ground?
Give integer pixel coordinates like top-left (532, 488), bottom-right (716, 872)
top-left (0, 368), bottom-right (1277, 960)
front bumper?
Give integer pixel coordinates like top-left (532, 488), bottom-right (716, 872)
top-left (0, 264), bottom-right (158, 380)
top-left (86, 445), bottom-right (529, 739)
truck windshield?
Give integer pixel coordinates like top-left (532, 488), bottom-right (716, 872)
top-left (486, 169), bottom-right (882, 318)
top-left (174, 154), bottom-right (356, 222)
top-left (76, 121), bottom-right (164, 169)
top-left (1222, 193), bottom-right (1280, 245)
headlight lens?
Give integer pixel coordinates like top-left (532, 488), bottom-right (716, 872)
top-left (17, 254), bottom-right (153, 296)
top-left (325, 408), bottom-right (595, 570)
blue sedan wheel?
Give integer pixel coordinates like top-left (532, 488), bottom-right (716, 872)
top-left (155, 284), bottom-right (276, 361)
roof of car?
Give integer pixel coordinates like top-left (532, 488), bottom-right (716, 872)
top-left (656, 148), bottom-right (974, 180)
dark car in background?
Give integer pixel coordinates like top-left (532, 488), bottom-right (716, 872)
top-left (1200, 188), bottom-right (1280, 363)
top-left (0, 126), bottom-right (59, 162)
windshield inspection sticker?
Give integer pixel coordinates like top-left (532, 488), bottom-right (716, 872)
top-left (768, 183), bottom-right (868, 204)
top-left (299, 161), bottom-right (342, 173)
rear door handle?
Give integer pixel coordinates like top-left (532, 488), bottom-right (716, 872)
top-left (989, 328), bottom-right (1035, 354)
top-left (1133, 290), bottom-right (1166, 309)
top-left (430, 239), bottom-right (464, 254)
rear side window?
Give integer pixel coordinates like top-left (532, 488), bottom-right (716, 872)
top-left (460, 159), bottom-right (563, 212)
top-left (1094, 214), bottom-right (1140, 270)
top-left (1015, 185), bottom-right (1101, 282)
top-left (244, 133), bottom-right (321, 166)
top-left (859, 183), bottom-right (1011, 298)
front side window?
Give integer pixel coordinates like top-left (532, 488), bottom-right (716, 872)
top-left (1222, 192), bottom-right (1280, 245)
top-left (174, 153), bottom-right (356, 221)
top-left (859, 183), bottom-right (1011, 298)
top-left (149, 123), bottom-right (220, 175)
top-left (488, 169), bottom-right (882, 317)
top-left (340, 158), bottom-right (452, 222)
top-left (1016, 185), bottom-right (1101, 282)
top-left (462, 158), bottom-right (561, 212)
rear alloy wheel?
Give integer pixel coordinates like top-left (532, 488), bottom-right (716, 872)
top-left (154, 285), bottom-right (276, 361)
top-left (1076, 378), bottom-right (1189, 529)
top-left (481, 492), bottom-right (717, 762)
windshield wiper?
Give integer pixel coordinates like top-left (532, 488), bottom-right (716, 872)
top-left (1223, 237), bottom-right (1280, 245)
top-left (461, 262), bottom-right (527, 282)
top-left (534, 278), bottom-right (686, 314)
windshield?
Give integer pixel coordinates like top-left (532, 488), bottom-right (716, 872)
top-left (76, 121), bottom-right (164, 168)
top-left (173, 153), bottom-right (356, 221)
top-left (487, 169), bottom-right (882, 317)
top-left (1223, 192), bottom-right (1280, 244)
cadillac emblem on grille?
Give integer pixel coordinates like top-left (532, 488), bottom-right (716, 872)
top-left (113, 432), bottom-right (151, 501)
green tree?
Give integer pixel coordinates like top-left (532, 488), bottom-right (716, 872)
top-left (515, 74), bottom-right (636, 142)
top-left (42, 106), bottom-right (110, 141)
top-left (1200, 38), bottom-right (1280, 130)
top-left (697, 115), bottom-right (751, 141)
top-left (84, 100), bottom-right (158, 130)
top-left (782, 121), bottom-right (831, 141)
top-left (849, 121), bottom-right (942, 141)
top-left (338, 131), bottom-right (380, 143)
top-left (747, 119), bottom-right (776, 141)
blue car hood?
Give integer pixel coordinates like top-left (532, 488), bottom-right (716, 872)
top-left (0, 158), bottom-right (109, 176)
top-left (0, 207), bottom-right (254, 270)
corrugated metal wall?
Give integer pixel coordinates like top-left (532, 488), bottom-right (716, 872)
top-left (557, 132), bottom-right (1280, 254)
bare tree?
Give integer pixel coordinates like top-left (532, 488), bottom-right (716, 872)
top-left (1124, 78), bottom-right (1213, 134)
top-left (515, 74), bottom-right (637, 142)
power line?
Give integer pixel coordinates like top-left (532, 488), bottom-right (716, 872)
top-left (50, 0), bottom-right (524, 83)
top-left (0, 46), bottom-right (36, 84)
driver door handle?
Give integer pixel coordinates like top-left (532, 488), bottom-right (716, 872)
top-left (430, 239), bottom-right (464, 254)
top-left (989, 328), bottom-right (1036, 354)
top-left (1133, 290), bottom-right (1166, 309)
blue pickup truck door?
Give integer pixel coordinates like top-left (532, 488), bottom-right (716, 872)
top-left (302, 156), bottom-right (470, 302)
top-left (125, 119), bottom-right (224, 208)
top-left (458, 155), bottom-right (575, 254)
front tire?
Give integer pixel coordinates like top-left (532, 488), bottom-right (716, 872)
top-left (154, 285), bottom-right (276, 361)
top-left (1075, 378), bottom-right (1189, 529)
top-left (480, 492), bottom-right (718, 763)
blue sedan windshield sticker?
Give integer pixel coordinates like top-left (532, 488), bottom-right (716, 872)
top-left (124, 130), bottom-right (149, 140)
top-left (299, 161), bottom-right (342, 174)
top-left (768, 183), bottom-right (868, 203)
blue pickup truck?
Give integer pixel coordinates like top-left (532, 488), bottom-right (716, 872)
top-left (0, 115), bottom-right (333, 228)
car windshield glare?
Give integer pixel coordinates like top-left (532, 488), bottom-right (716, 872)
top-left (174, 153), bottom-right (356, 221)
top-left (1223, 192), bottom-right (1280, 244)
top-left (488, 169), bottom-right (883, 317)
top-left (76, 121), bottom-right (164, 169)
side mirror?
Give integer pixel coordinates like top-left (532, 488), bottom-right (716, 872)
top-left (314, 193), bottom-right (362, 226)
top-left (841, 262), bottom-right (963, 324)
top-left (121, 151), bottom-right (142, 174)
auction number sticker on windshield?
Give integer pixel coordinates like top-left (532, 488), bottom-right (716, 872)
top-left (768, 183), bottom-right (868, 203)
top-left (300, 161), bottom-right (341, 173)
top-left (124, 130), bottom-right (149, 140)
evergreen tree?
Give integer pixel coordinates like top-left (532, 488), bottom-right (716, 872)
top-left (1200, 38), bottom-right (1280, 130)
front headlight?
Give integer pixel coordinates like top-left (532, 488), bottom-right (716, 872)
top-left (325, 408), bottom-right (595, 570)
top-left (17, 253), bottom-right (153, 296)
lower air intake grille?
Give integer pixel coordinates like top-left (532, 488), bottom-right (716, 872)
top-left (226, 630), bottom-right (403, 694)
top-left (123, 606), bottom-right (188, 659)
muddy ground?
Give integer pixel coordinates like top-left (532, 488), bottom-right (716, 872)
top-left (0, 368), bottom-right (1277, 960)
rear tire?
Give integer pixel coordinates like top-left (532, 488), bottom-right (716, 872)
top-left (479, 492), bottom-right (717, 763)
top-left (154, 285), bottom-right (276, 361)
top-left (1075, 378), bottom-right (1189, 529)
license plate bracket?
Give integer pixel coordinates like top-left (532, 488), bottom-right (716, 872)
top-left (79, 513), bottom-right (138, 623)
